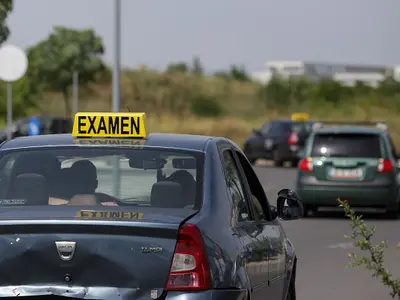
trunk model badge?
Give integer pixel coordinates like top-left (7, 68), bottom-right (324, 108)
top-left (55, 241), bottom-right (76, 261)
top-left (141, 246), bottom-right (163, 254)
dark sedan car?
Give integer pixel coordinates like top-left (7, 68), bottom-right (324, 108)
top-left (0, 116), bottom-right (72, 142)
top-left (0, 133), bottom-right (302, 300)
top-left (244, 118), bottom-right (315, 167)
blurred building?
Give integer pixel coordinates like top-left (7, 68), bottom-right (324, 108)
top-left (251, 60), bottom-right (392, 87)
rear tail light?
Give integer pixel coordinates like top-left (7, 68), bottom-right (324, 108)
top-left (165, 223), bottom-right (212, 291)
top-left (299, 157), bottom-right (313, 172)
top-left (288, 132), bottom-right (298, 145)
top-left (377, 158), bottom-right (392, 173)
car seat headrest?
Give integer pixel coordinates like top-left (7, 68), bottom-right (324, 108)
top-left (13, 153), bottom-right (60, 177)
top-left (10, 173), bottom-right (48, 205)
top-left (150, 181), bottom-right (184, 208)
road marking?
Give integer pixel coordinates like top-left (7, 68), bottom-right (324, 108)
top-left (327, 242), bottom-right (355, 249)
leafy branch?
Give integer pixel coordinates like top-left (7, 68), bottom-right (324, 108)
top-left (338, 199), bottom-right (400, 298)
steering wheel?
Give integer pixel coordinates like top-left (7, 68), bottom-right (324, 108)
top-left (95, 192), bottom-right (138, 206)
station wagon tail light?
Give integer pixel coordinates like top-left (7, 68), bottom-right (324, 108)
top-left (288, 132), bottom-right (298, 145)
top-left (377, 158), bottom-right (392, 173)
top-left (165, 223), bottom-right (212, 291)
top-left (299, 157), bottom-right (313, 172)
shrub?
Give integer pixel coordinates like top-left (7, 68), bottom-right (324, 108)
top-left (190, 94), bottom-right (223, 117)
top-left (338, 199), bottom-right (400, 298)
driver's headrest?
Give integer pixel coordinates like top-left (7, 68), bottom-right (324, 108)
top-left (150, 181), bottom-right (185, 208)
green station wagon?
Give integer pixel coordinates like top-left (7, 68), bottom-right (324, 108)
top-left (296, 122), bottom-right (400, 217)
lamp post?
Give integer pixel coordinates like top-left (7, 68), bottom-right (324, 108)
top-left (111, 0), bottom-right (121, 198)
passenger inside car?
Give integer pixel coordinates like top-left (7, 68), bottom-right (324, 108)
top-left (66, 160), bottom-right (99, 205)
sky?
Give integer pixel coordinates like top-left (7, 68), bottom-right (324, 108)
top-left (6, 0), bottom-right (400, 72)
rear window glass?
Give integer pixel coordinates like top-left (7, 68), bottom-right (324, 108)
top-left (291, 122), bottom-right (313, 134)
top-left (0, 147), bottom-right (203, 215)
top-left (311, 133), bottom-right (382, 158)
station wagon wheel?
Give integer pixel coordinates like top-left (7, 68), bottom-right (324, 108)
top-left (290, 158), bottom-right (299, 168)
top-left (273, 149), bottom-right (284, 167)
top-left (243, 145), bottom-right (256, 165)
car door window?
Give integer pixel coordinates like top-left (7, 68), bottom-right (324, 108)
top-left (222, 150), bottom-right (253, 223)
top-left (260, 123), bottom-right (270, 135)
top-left (235, 150), bottom-right (272, 221)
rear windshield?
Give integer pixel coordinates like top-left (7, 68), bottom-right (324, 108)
top-left (0, 147), bottom-right (203, 214)
top-left (291, 122), bottom-right (313, 134)
top-left (311, 133), bottom-right (382, 158)
top-left (266, 121), bottom-right (311, 134)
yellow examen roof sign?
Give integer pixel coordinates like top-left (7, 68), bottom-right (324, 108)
top-left (291, 113), bottom-right (309, 122)
top-left (72, 112), bottom-right (146, 138)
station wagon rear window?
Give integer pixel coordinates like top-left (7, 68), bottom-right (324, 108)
top-left (0, 147), bottom-right (203, 218)
top-left (311, 133), bottom-right (382, 158)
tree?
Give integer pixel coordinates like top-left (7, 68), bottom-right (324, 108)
top-left (27, 26), bottom-right (105, 114)
top-left (0, 77), bottom-right (39, 119)
top-left (0, 0), bottom-right (13, 45)
top-left (191, 56), bottom-right (203, 76)
top-left (166, 62), bottom-right (188, 73)
top-left (229, 65), bottom-right (250, 82)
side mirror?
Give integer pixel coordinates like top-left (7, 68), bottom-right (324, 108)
top-left (276, 189), bottom-right (303, 220)
top-left (253, 128), bottom-right (262, 136)
top-left (270, 205), bottom-right (278, 220)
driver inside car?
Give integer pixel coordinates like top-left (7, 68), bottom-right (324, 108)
top-left (50, 160), bottom-right (118, 206)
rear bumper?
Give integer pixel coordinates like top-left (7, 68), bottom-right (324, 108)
top-left (0, 285), bottom-right (248, 300)
top-left (166, 289), bottom-right (248, 299)
top-left (297, 176), bottom-right (398, 209)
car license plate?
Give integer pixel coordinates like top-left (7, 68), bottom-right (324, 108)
top-left (329, 168), bottom-right (363, 179)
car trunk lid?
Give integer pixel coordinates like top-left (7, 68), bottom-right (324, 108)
top-left (0, 206), bottom-right (198, 298)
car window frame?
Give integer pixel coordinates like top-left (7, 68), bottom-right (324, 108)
top-left (260, 122), bottom-right (270, 135)
top-left (385, 133), bottom-right (398, 160)
top-left (232, 148), bottom-right (273, 222)
top-left (218, 144), bottom-right (255, 224)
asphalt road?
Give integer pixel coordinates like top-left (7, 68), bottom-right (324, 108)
top-left (254, 162), bottom-right (400, 300)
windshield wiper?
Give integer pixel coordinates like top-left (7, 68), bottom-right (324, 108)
top-left (325, 154), bottom-right (349, 157)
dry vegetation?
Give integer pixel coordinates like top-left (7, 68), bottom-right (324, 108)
top-left (30, 69), bottom-right (400, 147)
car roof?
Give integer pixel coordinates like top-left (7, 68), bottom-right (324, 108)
top-left (270, 119), bottom-right (314, 123)
top-left (0, 133), bottom-right (216, 152)
top-left (267, 119), bottom-right (315, 125)
top-left (313, 126), bottom-right (383, 135)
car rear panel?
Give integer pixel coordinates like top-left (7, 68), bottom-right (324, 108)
top-left (0, 206), bottom-right (197, 298)
top-left (298, 132), bottom-right (396, 207)
top-left (310, 132), bottom-right (387, 182)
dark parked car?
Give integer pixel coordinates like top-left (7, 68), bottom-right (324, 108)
top-left (0, 133), bottom-right (302, 300)
top-left (0, 116), bottom-right (72, 142)
top-left (244, 117), bottom-right (315, 167)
